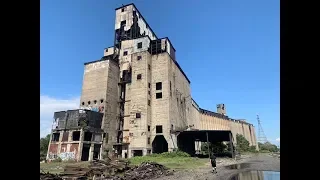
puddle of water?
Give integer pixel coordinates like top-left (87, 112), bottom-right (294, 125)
top-left (229, 171), bottom-right (280, 180)
top-left (225, 163), bottom-right (251, 170)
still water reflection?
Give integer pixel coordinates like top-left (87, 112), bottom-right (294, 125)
top-left (229, 171), bottom-right (280, 180)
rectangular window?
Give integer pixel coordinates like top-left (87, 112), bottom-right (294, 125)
top-left (137, 42), bottom-right (142, 49)
top-left (123, 51), bottom-right (128, 56)
top-left (137, 74), bottom-right (142, 80)
top-left (148, 137), bottom-right (151, 144)
top-left (156, 92), bottom-right (162, 99)
top-left (121, 8), bottom-right (125, 12)
top-left (137, 56), bottom-right (142, 60)
top-left (148, 83), bottom-right (151, 88)
top-left (148, 125), bottom-right (150, 132)
top-left (121, 20), bottom-right (126, 26)
top-left (156, 82), bottom-right (162, 90)
top-left (136, 113), bottom-right (141, 118)
top-left (148, 100), bottom-right (151, 106)
top-left (52, 133), bottom-right (60, 142)
top-left (156, 125), bottom-right (163, 133)
top-left (148, 64), bottom-right (151, 70)
top-left (72, 131), bottom-right (80, 141)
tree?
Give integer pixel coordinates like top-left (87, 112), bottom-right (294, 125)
top-left (40, 134), bottom-right (51, 161)
top-left (236, 134), bottom-right (250, 152)
top-left (258, 142), bottom-right (279, 152)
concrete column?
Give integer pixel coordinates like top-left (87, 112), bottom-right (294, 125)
top-left (143, 148), bottom-right (148, 156)
top-left (89, 143), bottom-right (94, 161)
top-left (229, 132), bottom-right (235, 159)
top-left (77, 130), bottom-right (84, 161)
top-left (57, 132), bottom-right (63, 154)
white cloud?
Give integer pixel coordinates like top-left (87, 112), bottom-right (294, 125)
top-left (40, 95), bottom-right (80, 138)
top-left (276, 138), bottom-right (280, 142)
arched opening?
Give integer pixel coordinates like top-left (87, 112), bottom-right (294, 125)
top-left (152, 135), bottom-right (168, 154)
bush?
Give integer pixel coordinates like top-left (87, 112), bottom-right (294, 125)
top-left (236, 134), bottom-right (250, 152)
top-left (51, 157), bottom-right (62, 162)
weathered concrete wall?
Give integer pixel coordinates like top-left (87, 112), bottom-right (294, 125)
top-left (80, 60), bottom-right (119, 151)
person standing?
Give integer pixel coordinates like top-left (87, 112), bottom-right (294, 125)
top-left (210, 151), bottom-right (217, 173)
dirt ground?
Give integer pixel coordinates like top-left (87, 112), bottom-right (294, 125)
top-left (154, 153), bottom-right (280, 180)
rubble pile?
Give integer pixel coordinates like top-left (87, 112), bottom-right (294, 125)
top-left (40, 171), bottom-right (63, 180)
top-left (123, 162), bottom-right (173, 180)
top-left (41, 160), bottom-right (173, 180)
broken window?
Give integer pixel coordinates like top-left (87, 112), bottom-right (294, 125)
top-left (156, 125), bottom-right (163, 133)
top-left (137, 56), bottom-right (142, 60)
top-left (62, 131), bottom-right (69, 142)
top-left (148, 83), bottom-right (151, 88)
top-left (156, 82), bottom-right (162, 90)
top-left (121, 20), bottom-right (126, 27)
top-left (148, 125), bottom-right (150, 132)
top-left (52, 133), bottom-right (60, 142)
top-left (136, 113), bottom-right (141, 118)
top-left (137, 74), bottom-right (142, 80)
top-left (84, 132), bottom-right (92, 141)
top-left (72, 131), bottom-right (80, 141)
top-left (148, 137), bottom-right (151, 144)
top-left (156, 92), bottom-right (162, 99)
top-left (148, 100), bottom-right (151, 106)
top-left (123, 51), bottom-right (128, 56)
top-left (137, 42), bottom-right (142, 49)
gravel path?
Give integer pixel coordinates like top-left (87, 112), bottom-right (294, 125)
top-left (155, 154), bottom-right (280, 180)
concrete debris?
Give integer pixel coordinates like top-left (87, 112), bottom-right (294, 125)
top-left (40, 172), bottom-right (63, 180)
top-left (41, 160), bottom-right (173, 180)
top-left (122, 162), bottom-right (174, 180)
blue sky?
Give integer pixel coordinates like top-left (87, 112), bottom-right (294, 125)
top-left (40, 0), bottom-right (279, 145)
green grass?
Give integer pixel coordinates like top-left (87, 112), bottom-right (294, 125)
top-left (40, 161), bottom-right (89, 174)
top-left (129, 151), bottom-right (208, 170)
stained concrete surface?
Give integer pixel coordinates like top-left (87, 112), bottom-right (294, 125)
top-left (154, 154), bottom-right (280, 180)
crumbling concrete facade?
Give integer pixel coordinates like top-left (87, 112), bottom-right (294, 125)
top-left (47, 3), bottom-right (258, 161)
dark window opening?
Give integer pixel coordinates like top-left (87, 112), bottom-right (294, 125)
top-left (137, 74), bottom-right (142, 80)
top-left (93, 144), bottom-right (101, 160)
top-left (148, 137), bottom-right (151, 144)
top-left (121, 8), bottom-right (125, 12)
top-left (88, 101), bottom-right (91, 105)
top-left (62, 132), bottom-right (69, 142)
top-left (84, 132), bottom-right (92, 141)
top-left (82, 102), bottom-right (85, 106)
top-left (133, 150), bottom-right (143, 157)
top-left (171, 124), bottom-right (174, 130)
top-left (137, 56), bottom-right (142, 60)
top-left (133, 10), bottom-right (136, 16)
top-left (148, 83), bottom-right (151, 88)
top-left (156, 82), bottom-right (162, 90)
top-left (72, 131), bottom-right (80, 141)
top-left (156, 93), bottom-right (162, 99)
top-left (94, 100), bottom-right (97, 104)
top-left (121, 20), bottom-right (126, 27)
top-left (148, 100), bottom-right (151, 106)
top-left (52, 133), bottom-right (60, 142)
top-left (147, 150), bottom-right (151, 154)
top-left (148, 90), bottom-right (151, 95)
top-left (136, 113), bottom-right (141, 118)
top-left (156, 125), bottom-right (163, 133)
top-left (105, 49), bottom-right (108, 52)
top-left (81, 144), bottom-right (90, 161)
top-left (148, 125), bottom-right (150, 132)
top-left (137, 42), bottom-right (142, 49)
top-left (123, 51), bottom-right (128, 56)
top-left (148, 64), bottom-right (151, 70)
top-left (100, 99), bottom-right (104, 103)
top-left (170, 81), bottom-right (172, 91)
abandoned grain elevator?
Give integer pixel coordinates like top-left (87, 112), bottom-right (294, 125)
top-left (47, 3), bottom-right (258, 161)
